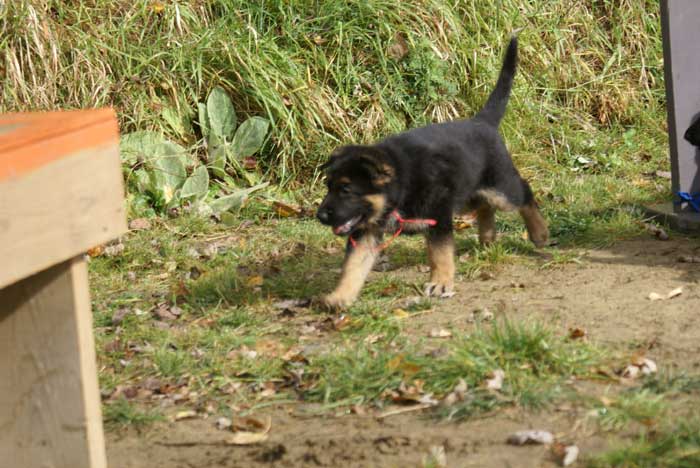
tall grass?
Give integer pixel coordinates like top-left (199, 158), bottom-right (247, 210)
top-left (1, 1), bottom-right (666, 186)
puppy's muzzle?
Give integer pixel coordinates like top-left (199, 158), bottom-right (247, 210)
top-left (316, 206), bottom-right (333, 225)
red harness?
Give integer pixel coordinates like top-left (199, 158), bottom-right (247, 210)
top-left (349, 210), bottom-right (438, 251)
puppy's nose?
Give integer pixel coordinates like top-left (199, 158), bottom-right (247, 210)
top-left (317, 207), bottom-right (332, 224)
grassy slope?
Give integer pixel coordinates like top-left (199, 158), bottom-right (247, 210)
top-left (2, 0), bottom-right (667, 187)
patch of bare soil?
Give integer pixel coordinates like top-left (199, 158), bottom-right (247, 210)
top-left (106, 236), bottom-right (700, 468)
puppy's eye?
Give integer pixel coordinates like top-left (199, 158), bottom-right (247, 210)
top-left (340, 184), bottom-right (352, 194)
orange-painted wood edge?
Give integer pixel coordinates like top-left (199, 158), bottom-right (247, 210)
top-left (0, 109), bottom-right (119, 181)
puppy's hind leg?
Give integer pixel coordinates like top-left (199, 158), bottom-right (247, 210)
top-left (516, 179), bottom-right (549, 248)
top-left (476, 204), bottom-right (497, 246)
top-left (322, 231), bottom-right (379, 310)
top-left (519, 200), bottom-right (549, 247)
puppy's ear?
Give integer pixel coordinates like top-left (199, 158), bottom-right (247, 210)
top-left (357, 148), bottom-right (395, 187)
top-left (319, 147), bottom-right (346, 171)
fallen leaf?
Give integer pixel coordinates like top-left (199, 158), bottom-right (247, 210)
top-left (281, 347), bottom-right (307, 363)
top-left (333, 314), bottom-right (351, 331)
top-left (104, 243), bottom-right (125, 257)
top-left (622, 364), bottom-right (640, 379)
top-left (623, 356), bottom-right (658, 378)
top-left (392, 308), bottom-right (409, 319)
top-left (273, 201), bottom-right (302, 218)
top-left (551, 442), bottom-right (579, 466)
top-left (255, 339), bottom-right (284, 358)
top-left (227, 415), bottom-right (272, 445)
top-left (215, 417), bottom-right (232, 430)
top-left (364, 333), bottom-right (385, 345)
top-left (387, 32), bottom-right (409, 60)
top-left (387, 355), bottom-right (421, 378)
top-left (479, 271), bottom-right (496, 280)
top-left (599, 396), bottom-right (615, 407)
top-left (258, 381), bottom-right (277, 398)
top-left (648, 292), bottom-right (664, 301)
top-left (506, 430), bottom-right (554, 445)
top-left (174, 410), bottom-right (198, 421)
top-left (387, 380), bottom-right (438, 406)
top-left (243, 156), bottom-right (257, 170)
top-left (153, 303), bottom-right (179, 321)
top-left (643, 223), bottom-right (669, 241)
top-left (246, 275), bottom-right (264, 287)
top-left (442, 378), bottom-right (468, 406)
top-left (485, 369), bottom-right (505, 391)
top-left (128, 218), bottom-right (152, 231)
top-left (648, 287), bottom-right (683, 301)
top-left (111, 307), bottom-right (131, 326)
top-left (273, 298), bottom-right (311, 310)
top-left (474, 307), bottom-right (494, 321)
top-left (667, 287), bottom-right (683, 299)
top-left (87, 245), bottom-right (104, 257)
top-left (568, 327), bottom-right (587, 340)
top-left (429, 328), bottom-right (452, 338)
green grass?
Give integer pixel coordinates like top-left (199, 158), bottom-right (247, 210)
top-left (305, 320), bottom-right (601, 416)
top-left (103, 398), bottom-right (164, 430)
top-left (589, 419), bottom-right (700, 468)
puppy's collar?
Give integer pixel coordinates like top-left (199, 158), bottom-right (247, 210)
top-left (349, 210), bottom-right (437, 251)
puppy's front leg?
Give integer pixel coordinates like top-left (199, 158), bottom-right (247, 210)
top-left (424, 231), bottom-right (455, 298)
top-left (322, 231), bottom-right (379, 310)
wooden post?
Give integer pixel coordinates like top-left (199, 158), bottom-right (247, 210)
top-left (0, 258), bottom-right (106, 468)
top-left (646, 0), bottom-right (700, 230)
top-left (0, 109), bottom-right (126, 468)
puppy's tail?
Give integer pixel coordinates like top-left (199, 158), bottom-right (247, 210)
top-left (474, 36), bottom-right (518, 127)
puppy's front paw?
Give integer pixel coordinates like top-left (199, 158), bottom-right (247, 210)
top-left (318, 292), bottom-right (354, 311)
top-left (423, 281), bottom-right (455, 299)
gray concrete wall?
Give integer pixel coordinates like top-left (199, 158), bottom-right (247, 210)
top-left (661, 0), bottom-right (700, 211)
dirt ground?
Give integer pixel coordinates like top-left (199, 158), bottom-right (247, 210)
top-left (106, 236), bottom-right (700, 468)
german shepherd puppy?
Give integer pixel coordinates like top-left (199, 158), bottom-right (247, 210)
top-left (316, 37), bottom-right (548, 309)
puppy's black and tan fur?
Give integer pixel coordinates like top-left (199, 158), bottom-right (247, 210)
top-left (317, 37), bottom-right (548, 309)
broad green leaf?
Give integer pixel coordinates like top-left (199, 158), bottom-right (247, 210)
top-left (193, 200), bottom-right (213, 218)
top-left (209, 182), bottom-right (269, 215)
top-left (198, 102), bottom-right (210, 138)
top-left (230, 117), bottom-right (269, 160)
top-left (150, 143), bottom-right (188, 204)
top-left (119, 131), bottom-right (165, 165)
top-left (206, 86), bottom-right (237, 141)
top-left (132, 168), bottom-right (151, 193)
top-left (180, 165), bottom-right (210, 200)
top-left (208, 144), bottom-right (228, 179)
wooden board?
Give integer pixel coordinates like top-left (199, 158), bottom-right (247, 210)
top-left (0, 109), bottom-right (127, 289)
top-left (0, 257), bottom-right (107, 468)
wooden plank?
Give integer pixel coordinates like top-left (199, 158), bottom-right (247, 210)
top-left (0, 142), bottom-right (126, 289)
top-left (0, 256), bottom-right (107, 468)
top-left (0, 109), bottom-right (117, 180)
